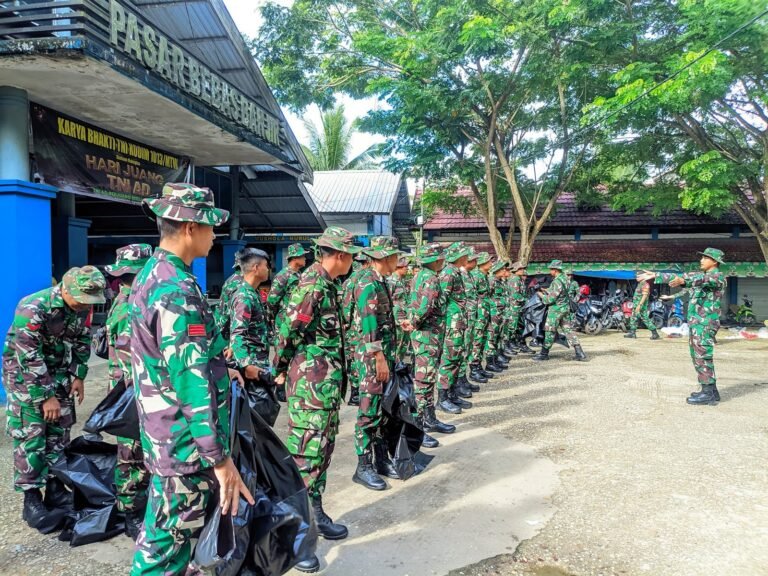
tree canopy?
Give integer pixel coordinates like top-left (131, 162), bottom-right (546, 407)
top-left (301, 104), bottom-right (380, 170)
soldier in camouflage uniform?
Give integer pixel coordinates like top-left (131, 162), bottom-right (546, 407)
top-left (502, 262), bottom-right (528, 354)
top-left (468, 253), bottom-right (494, 383)
top-left (266, 243), bottom-right (307, 332)
top-left (625, 276), bottom-right (660, 340)
top-left (104, 244), bottom-right (152, 540)
top-left (409, 243), bottom-right (454, 442)
top-left (388, 255), bottom-right (412, 364)
top-left (485, 260), bottom-right (511, 372)
top-left (129, 183), bottom-right (253, 576)
top-left (639, 247), bottom-right (727, 405)
top-left (510, 263), bottom-right (534, 353)
top-left (229, 249), bottom-right (271, 380)
top-left (348, 237), bottom-right (405, 490)
top-left (4, 266), bottom-right (105, 526)
top-left (341, 253), bottom-right (370, 406)
top-left (456, 248), bottom-right (480, 397)
top-left (533, 260), bottom-right (587, 362)
top-left (273, 227), bottom-right (361, 559)
top-left (216, 246), bottom-right (264, 341)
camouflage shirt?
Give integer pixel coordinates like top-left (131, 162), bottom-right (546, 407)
top-left (656, 269), bottom-right (726, 327)
top-left (471, 268), bottom-right (491, 311)
top-left (352, 267), bottom-right (396, 357)
top-left (215, 272), bottom-right (242, 339)
top-left (266, 265), bottom-right (300, 327)
top-left (408, 267), bottom-right (446, 334)
top-left (229, 281), bottom-right (269, 370)
top-left (273, 262), bottom-right (345, 410)
top-left (129, 248), bottom-right (230, 477)
top-left (106, 284), bottom-right (132, 388)
top-left (510, 275), bottom-right (526, 305)
top-left (2, 285), bottom-right (91, 405)
top-left (341, 267), bottom-right (367, 344)
top-left (539, 273), bottom-right (570, 311)
top-left (462, 268), bottom-right (478, 323)
top-left (387, 275), bottom-right (410, 325)
top-left (439, 263), bottom-right (468, 328)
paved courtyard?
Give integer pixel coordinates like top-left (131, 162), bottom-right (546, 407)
top-left (1, 331), bottom-right (766, 576)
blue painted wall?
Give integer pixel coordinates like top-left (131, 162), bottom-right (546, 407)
top-left (192, 257), bottom-right (207, 293)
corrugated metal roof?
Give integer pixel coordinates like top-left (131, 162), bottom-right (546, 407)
top-left (306, 170), bottom-right (403, 214)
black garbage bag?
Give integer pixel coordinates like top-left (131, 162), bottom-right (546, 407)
top-left (380, 363), bottom-right (427, 481)
top-left (244, 374), bottom-right (280, 427)
top-left (521, 294), bottom-right (569, 348)
top-left (48, 435), bottom-right (125, 546)
top-left (34, 477), bottom-right (74, 534)
top-left (210, 384), bottom-right (317, 576)
top-left (194, 507), bottom-right (236, 570)
top-left (92, 325), bottom-right (109, 360)
top-left (83, 381), bottom-right (140, 440)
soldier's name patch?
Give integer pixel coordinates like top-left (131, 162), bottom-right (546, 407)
top-left (187, 324), bottom-right (206, 337)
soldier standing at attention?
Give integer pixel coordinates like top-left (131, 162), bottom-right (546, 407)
top-left (388, 255), bottom-right (412, 365)
top-left (437, 242), bottom-right (472, 414)
top-left (533, 260), bottom-right (587, 362)
top-left (457, 248), bottom-right (480, 396)
top-left (4, 266), bottom-right (105, 526)
top-left (485, 260), bottom-right (511, 373)
top-left (273, 227), bottom-right (361, 572)
top-left (409, 243), bottom-right (453, 446)
top-left (266, 242), bottom-right (307, 332)
top-left (625, 274), bottom-right (661, 340)
top-left (104, 244), bottom-right (152, 540)
top-left (510, 263), bottom-right (534, 353)
top-left (129, 183), bottom-right (253, 575)
top-left (638, 248), bottom-right (727, 405)
top-left (468, 253), bottom-right (493, 384)
top-left (350, 237), bottom-right (405, 490)
top-left (341, 254), bottom-right (370, 406)
top-left (229, 249), bottom-right (271, 381)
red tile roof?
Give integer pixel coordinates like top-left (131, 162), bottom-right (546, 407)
top-left (470, 238), bottom-right (764, 263)
top-left (424, 191), bottom-right (743, 230)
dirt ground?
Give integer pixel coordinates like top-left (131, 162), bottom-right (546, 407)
top-left (1, 331), bottom-right (767, 576)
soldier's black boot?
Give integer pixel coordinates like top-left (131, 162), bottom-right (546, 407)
top-left (294, 555), bottom-right (321, 573)
top-left (573, 345), bottom-right (587, 362)
top-left (532, 347), bottom-right (550, 362)
top-left (348, 386), bottom-right (360, 406)
top-left (498, 349), bottom-right (513, 361)
top-left (691, 385), bottom-right (721, 402)
top-left (353, 453), bottom-right (387, 491)
top-left (22, 489), bottom-right (47, 528)
top-left (312, 496), bottom-right (348, 540)
top-left (449, 386), bottom-right (472, 409)
top-left (650, 330), bottom-right (661, 340)
top-left (424, 406), bottom-right (456, 434)
top-left (125, 511), bottom-right (143, 541)
top-left (503, 342), bottom-right (518, 356)
top-left (494, 354), bottom-right (510, 369)
top-left (421, 430), bottom-right (440, 448)
top-left (687, 385), bottom-right (719, 405)
top-left (374, 441), bottom-right (400, 479)
top-left (437, 388), bottom-right (462, 414)
top-left (517, 338), bottom-right (535, 354)
top-left (484, 358), bottom-right (503, 373)
top-left (624, 330), bottom-right (637, 339)
top-left (456, 376), bottom-right (473, 398)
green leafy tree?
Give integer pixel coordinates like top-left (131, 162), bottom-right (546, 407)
top-left (586, 0), bottom-right (768, 263)
top-left (251, 0), bottom-right (612, 262)
top-left (301, 104), bottom-right (379, 170)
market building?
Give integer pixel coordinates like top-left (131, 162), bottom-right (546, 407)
top-left (0, 0), bottom-right (325, 401)
top-left (423, 191), bottom-right (768, 320)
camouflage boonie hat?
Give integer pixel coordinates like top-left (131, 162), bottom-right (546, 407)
top-left (105, 243), bottom-right (152, 276)
top-left (144, 183), bottom-right (229, 226)
top-left (397, 252), bottom-right (413, 267)
top-left (699, 247), bottom-right (725, 264)
top-left (510, 260), bottom-right (526, 272)
top-left (417, 242), bottom-right (444, 265)
top-left (547, 259), bottom-right (564, 271)
top-left (445, 241), bottom-right (470, 263)
top-left (466, 246), bottom-right (478, 261)
top-left (287, 243), bottom-right (308, 259)
top-left (62, 265), bottom-right (106, 304)
top-left (476, 252), bottom-right (492, 265)
top-left (313, 226), bottom-right (363, 254)
top-left (490, 260), bottom-right (508, 275)
top-left (364, 236), bottom-right (402, 259)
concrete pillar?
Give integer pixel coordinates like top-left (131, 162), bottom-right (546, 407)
top-left (52, 216), bottom-right (92, 280)
top-left (220, 239), bottom-right (247, 278)
top-left (0, 86), bottom-right (57, 404)
top-left (192, 258), bottom-right (207, 294)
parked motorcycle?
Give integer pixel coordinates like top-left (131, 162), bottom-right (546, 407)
top-left (600, 290), bottom-right (628, 332)
top-left (574, 296), bottom-right (603, 335)
top-left (727, 294), bottom-right (757, 326)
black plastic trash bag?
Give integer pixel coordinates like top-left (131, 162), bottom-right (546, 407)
top-left (521, 294), bottom-right (569, 348)
top-left (92, 325), bottom-right (109, 360)
top-left (380, 363), bottom-right (427, 481)
top-left (209, 384), bottom-right (317, 576)
top-left (194, 507), bottom-right (236, 570)
top-left (67, 504), bottom-right (125, 547)
top-left (83, 382), bottom-right (140, 440)
top-left (244, 376), bottom-right (280, 428)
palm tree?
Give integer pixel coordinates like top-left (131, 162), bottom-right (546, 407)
top-left (302, 105), bottom-right (379, 170)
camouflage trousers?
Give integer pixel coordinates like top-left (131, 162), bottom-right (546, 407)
top-left (437, 323), bottom-right (466, 391)
top-left (353, 392), bottom-right (382, 457)
top-left (469, 304), bottom-right (490, 366)
top-left (131, 471), bottom-right (214, 576)
top-left (347, 337), bottom-right (362, 394)
top-left (412, 333), bottom-right (442, 414)
top-left (6, 391), bottom-right (75, 492)
top-left (689, 323), bottom-right (717, 386)
top-left (485, 307), bottom-right (505, 356)
top-left (629, 302), bottom-right (655, 331)
top-left (394, 327), bottom-right (411, 364)
top-left (503, 306), bottom-right (522, 341)
top-left (116, 436), bottom-right (150, 513)
top-left (285, 408), bottom-right (340, 499)
top-left (543, 307), bottom-right (580, 349)
top-left (460, 308), bottom-right (478, 375)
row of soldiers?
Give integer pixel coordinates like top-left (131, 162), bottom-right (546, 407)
top-left (2, 183), bottom-right (592, 575)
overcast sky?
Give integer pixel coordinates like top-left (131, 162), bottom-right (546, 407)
top-left (222, 0), bottom-right (383, 160)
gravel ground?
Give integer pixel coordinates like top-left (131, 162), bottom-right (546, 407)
top-left (1, 332), bottom-right (767, 576)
